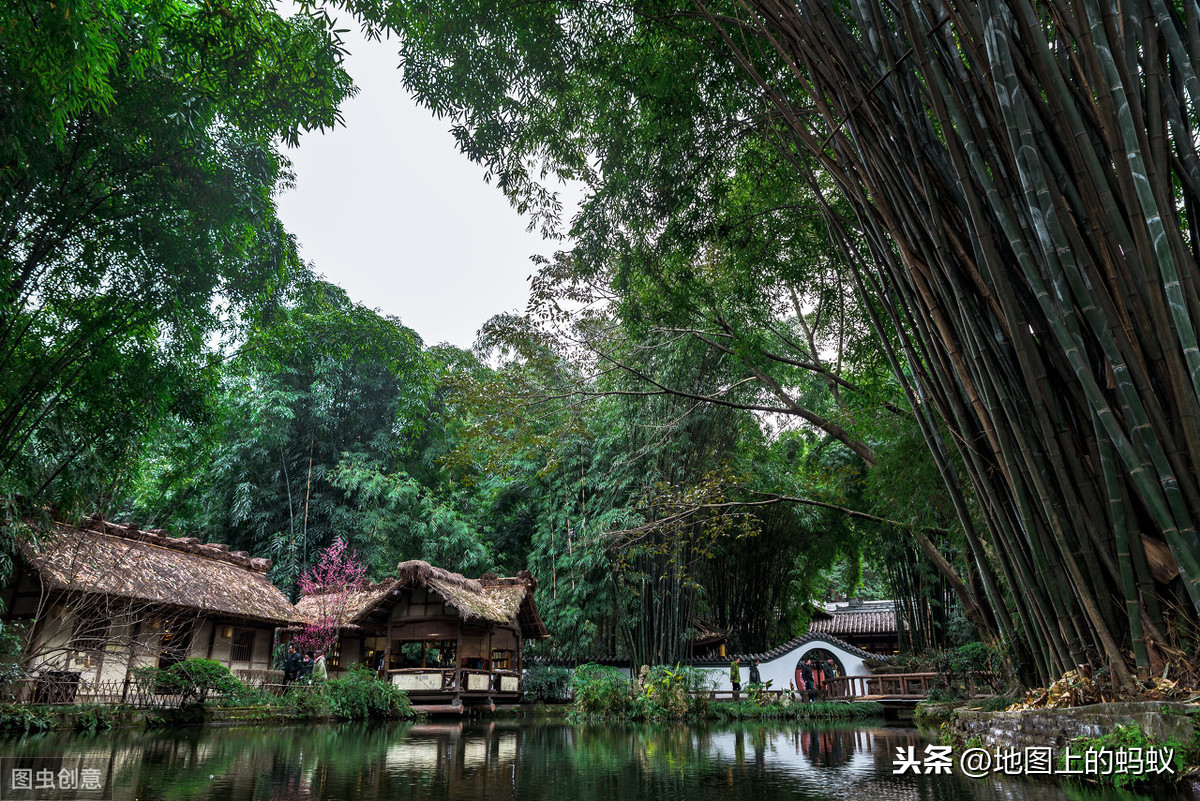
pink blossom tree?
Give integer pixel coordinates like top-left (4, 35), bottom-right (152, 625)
top-left (293, 538), bottom-right (367, 655)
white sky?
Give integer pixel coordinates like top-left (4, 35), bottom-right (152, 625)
top-left (274, 18), bottom-right (570, 351)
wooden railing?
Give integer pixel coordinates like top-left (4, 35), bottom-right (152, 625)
top-left (824, 672), bottom-right (937, 699)
top-left (693, 672), bottom-right (995, 702)
top-left (0, 677), bottom-right (184, 708)
top-left (823, 671), bottom-right (996, 699)
top-left (383, 668), bottom-right (521, 694)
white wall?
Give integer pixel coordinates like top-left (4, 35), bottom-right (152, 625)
top-left (696, 639), bottom-right (870, 692)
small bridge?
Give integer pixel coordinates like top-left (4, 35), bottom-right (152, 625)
top-left (698, 673), bottom-right (936, 704)
top-left (826, 672), bottom-right (936, 701)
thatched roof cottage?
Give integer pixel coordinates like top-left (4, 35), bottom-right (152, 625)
top-left (293, 560), bottom-right (547, 711)
top-left (1, 518), bottom-right (299, 695)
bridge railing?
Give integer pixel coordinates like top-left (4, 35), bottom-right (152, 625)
top-left (825, 671), bottom-right (996, 699)
top-left (830, 672), bottom-right (936, 698)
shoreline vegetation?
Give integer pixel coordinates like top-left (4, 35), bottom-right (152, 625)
top-left (567, 663), bottom-right (884, 722)
top-left (0, 662), bottom-right (416, 734)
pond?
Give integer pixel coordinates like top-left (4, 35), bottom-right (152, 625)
top-left (0, 717), bottom-right (1187, 801)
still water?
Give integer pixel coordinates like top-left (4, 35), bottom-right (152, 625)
top-left (0, 718), bottom-right (1187, 801)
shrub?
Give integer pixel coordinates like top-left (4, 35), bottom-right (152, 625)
top-left (219, 684), bottom-right (286, 708)
top-left (927, 642), bottom-right (1013, 699)
top-left (74, 707), bottom-right (117, 733)
top-left (0, 704), bottom-right (54, 733)
top-left (0, 622), bottom-right (25, 689)
top-left (571, 663), bottom-right (633, 718)
top-left (571, 663), bottom-right (716, 721)
top-left (132, 659), bottom-right (244, 704)
top-left (322, 664), bottom-right (414, 720)
top-left (282, 685), bottom-right (332, 718)
top-left (640, 665), bottom-right (714, 720)
top-left (523, 665), bottom-right (572, 703)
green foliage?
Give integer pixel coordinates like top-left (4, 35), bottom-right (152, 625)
top-left (132, 659), bottom-right (244, 705)
top-left (0, 704), bottom-right (54, 733)
top-left (1060, 724), bottom-right (1186, 787)
top-left (0, 0), bottom-right (354, 525)
top-left (570, 664), bottom-right (633, 719)
top-left (218, 685), bottom-right (286, 709)
top-left (73, 707), bottom-right (118, 733)
top-left (745, 680), bottom-right (775, 707)
top-left (946, 642), bottom-right (998, 674)
top-left (632, 665), bottom-right (713, 721)
top-left (960, 697), bottom-right (1019, 713)
top-left (0, 621), bottom-right (25, 687)
top-left (572, 663), bottom-right (719, 721)
top-left (281, 685), bottom-right (333, 719)
top-left (321, 664), bottom-right (414, 720)
top-left (522, 665), bottom-right (573, 703)
top-left (127, 281), bottom-right (498, 590)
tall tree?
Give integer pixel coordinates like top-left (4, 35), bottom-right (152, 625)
top-left (0, 0), bottom-right (353, 518)
top-left (128, 279), bottom-right (442, 586)
top-left (336, 0), bottom-right (1200, 684)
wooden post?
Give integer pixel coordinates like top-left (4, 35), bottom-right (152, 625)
top-left (454, 624), bottom-right (463, 703)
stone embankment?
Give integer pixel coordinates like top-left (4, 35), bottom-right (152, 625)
top-left (949, 701), bottom-right (1197, 751)
top-left (938, 701), bottom-right (1199, 797)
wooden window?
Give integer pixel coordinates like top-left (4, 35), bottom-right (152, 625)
top-left (426, 640), bottom-right (456, 668)
top-left (362, 636), bottom-right (387, 671)
top-left (490, 649), bottom-right (513, 671)
top-left (390, 640), bottom-right (425, 669)
top-left (388, 639), bottom-right (456, 669)
top-left (157, 618), bottom-right (195, 670)
top-left (231, 629), bottom-right (255, 662)
top-left (69, 616), bottom-right (109, 667)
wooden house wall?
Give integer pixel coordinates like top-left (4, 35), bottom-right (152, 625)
top-left (2, 563), bottom-right (280, 682)
top-left (319, 584), bottom-right (528, 680)
top-left (195, 619), bottom-right (275, 672)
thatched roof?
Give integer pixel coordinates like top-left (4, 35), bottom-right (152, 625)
top-left (23, 519), bottom-right (300, 625)
top-left (295, 560), bottom-right (548, 639)
top-left (293, 581), bottom-right (399, 632)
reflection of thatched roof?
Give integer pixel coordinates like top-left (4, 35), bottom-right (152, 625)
top-left (295, 560), bottom-right (548, 638)
top-left (24, 520), bottom-right (300, 625)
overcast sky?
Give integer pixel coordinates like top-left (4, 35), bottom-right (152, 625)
top-left (274, 19), bottom-right (569, 351)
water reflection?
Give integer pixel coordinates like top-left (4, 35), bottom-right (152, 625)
top-left (0, 719), bottom-right (1180, 801)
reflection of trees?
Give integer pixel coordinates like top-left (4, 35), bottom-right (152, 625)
top-left (0, 719), bottom-right (1119, 801)
top-left (6, 722), bottom-right (406, 801)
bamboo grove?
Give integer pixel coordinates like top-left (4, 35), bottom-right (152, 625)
top-left (690, 0), bottom-right (1200, 686)
top-left (11, 0), bottom-right (1200, 686)
top-left (330, 0), bottom-right (1200, 686)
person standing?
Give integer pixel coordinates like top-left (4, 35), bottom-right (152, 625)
top-left (283, 645), bottom-right (300, 685)
top-left (312, 649), bottom-right (328, 682)
top-left (730, 659), bottom-right (741, 700)
top-left (299, 652), bottom-right (313, 683)
top-left (801, 659), bottom-right (814, 702)
top-left (749, 659), bottom-right (761, 686)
